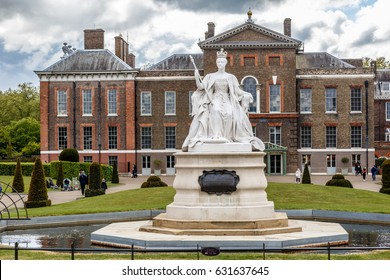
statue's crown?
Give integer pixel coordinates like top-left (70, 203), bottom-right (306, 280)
top-left (217, 48), bottom-right (227, 58)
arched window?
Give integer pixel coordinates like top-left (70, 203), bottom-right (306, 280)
top-left (242, 76), bottom-right (259, 113)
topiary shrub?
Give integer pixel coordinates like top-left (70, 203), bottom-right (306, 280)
top-left (325, 174), bottom-right (353, 188)
top-left (111, 162), bottom-right (119, 184)
top-left (25, 158), bottom-right (51, 208)
top-left (85, 162), bottom-right (105, 197)
top-left (301, 163), bottom-right (311, 184)
top-left (56, 161), bottom-right (64, 188)
top-left (380, 159), bottom-right (390, 194)
top-left (59, 148), bottom-right (79, 162)
top-left (141, 176), bottom-right (168, 188)
top-left (12, 158), bottom-right (24, 193)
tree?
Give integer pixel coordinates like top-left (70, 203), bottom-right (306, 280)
top-left (380, 159), bottom-right (390, 194)
top-left (85, 162), bottom-right (105, 197)
top-left (0, 126), bottom-right (10, 158)
top-left (301, 163), bottom-right (311, 184)
top-left (0, 83), bottom-right (40, 127)
top-left (111, 162), bottom-right (119, 183)
top-left (12, 158), bottom-right (25, 193)
top-left (25, 158), bottom-right (51, 208)
top-left (9, 117), bottom-right (40, 153)
top-left (56, 162), bottom-right (64, 188)
top-left (59, 148), bottom-right (79, 162)
top-left (363, 57), bottom-right (390, 69)
top-left (22, 141), bottom-right (40, 156)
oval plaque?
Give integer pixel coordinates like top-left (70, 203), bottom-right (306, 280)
top-left (198, 170), bottom-right (239, 195)
top-left (201, 247), bottom-right (220, 256)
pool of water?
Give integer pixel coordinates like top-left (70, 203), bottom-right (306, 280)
top-left (0, 223), bottom-right (389, 249)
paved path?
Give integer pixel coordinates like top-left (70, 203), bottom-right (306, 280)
top-left (46, 174), bottom-right (382, 205)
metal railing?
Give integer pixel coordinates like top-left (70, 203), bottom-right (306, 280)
top-left (2, 242), bottom-right (390, 260)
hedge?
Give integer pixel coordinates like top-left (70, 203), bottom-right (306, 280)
top-left (0, 161), bottom-right (112, 180)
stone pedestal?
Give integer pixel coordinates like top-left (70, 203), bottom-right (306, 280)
top-left (140, 144), bottom-right (302, 235)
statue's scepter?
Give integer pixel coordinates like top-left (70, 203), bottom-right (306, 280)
top-left (189, 55), bottom-right (213, 102)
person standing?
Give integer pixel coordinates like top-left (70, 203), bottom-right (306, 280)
top-left (371, 165), bottom-right (378, 181)
top-left (132, 164), bottom-right (138, 178)
top-left (78, 170), bottom-right (88, 195)
top-left (101, 178), bottom-right (108, 193)
top-left (295, 168), bottom-right (301, 183)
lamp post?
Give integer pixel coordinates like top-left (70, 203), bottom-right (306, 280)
top-left (98, 81), bottom-right (102, 164)
top-left (365, 80), bottom-right (369, 170)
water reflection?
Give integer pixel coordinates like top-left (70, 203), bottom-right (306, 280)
top-left (0, 223), bottom-right (389, 249)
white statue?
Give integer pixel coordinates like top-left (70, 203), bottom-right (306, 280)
top-left (182, 48), bottom-right (265, 152)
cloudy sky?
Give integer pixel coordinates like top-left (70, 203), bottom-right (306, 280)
top-left (0, 0), bottom-right (388, 91)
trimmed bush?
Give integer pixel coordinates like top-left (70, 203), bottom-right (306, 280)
top-left (111, 162), bottom-right (119, 184)
top-left (325, 174), bottom-right (353, 188)
top-left (0, 162), bottom-right (50, 177)
top-left (301, 163), bottom-right (311, 184)
top-left (56, 162), bottom-right (64, 188)
top-left (141, 176), bottom-right (168, 188)
top-left (25, 158), bottom-right (51, 208)
top-left (85, 162), bottom-right (105, 197)
top-left (12, 158), bottom-right (24, 193)
top-left (59, 148), bottom-right (79, 162)
top-left (380, 159), bottom-right (390, 194)
top-left (49, 161), bottom-right (112, 182)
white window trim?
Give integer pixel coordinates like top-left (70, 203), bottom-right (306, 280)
top-left (141, 91), bottom-right (152, 116)
top-left (241, 75), bottom-right (260, 114)
top-left (165, 91), bottom-right (176, 115)
top-left (57, 90), bottom-right (68, 116)
top-left (107, 89), bottom-right (117, 116)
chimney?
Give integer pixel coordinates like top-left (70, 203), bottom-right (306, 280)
top-left (115, 34), bottom-right (129, 63)
top-left (84, 29), bottom-right (105, 49)
top-left (284, 18), bottom-right (291, 37)
top-left (205, 22), bottom-right (215, 39)
top-left (127, 53), bottom-right (135, 68)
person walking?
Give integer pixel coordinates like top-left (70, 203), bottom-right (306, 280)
top-left (78, 170), bottom-right (88, 195)
top-left (371, 165), bottom-right (378, 181)
top-left (132, 164), bottom-right (138, 178)
top-left (362, 167), bottom-right (367, 181)
top-left (295, 168), bottom-right (301, 183)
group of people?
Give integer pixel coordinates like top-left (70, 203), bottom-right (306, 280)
top-left (355, 162), bottom-right (379, 181)
top-left (46, 169), bottom-right (108, 194)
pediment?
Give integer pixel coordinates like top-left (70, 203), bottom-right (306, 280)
top-left (199, 21), bottom-right (302, 50)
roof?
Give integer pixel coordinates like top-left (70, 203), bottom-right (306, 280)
top-left (41, 49), bottom-right (133, 72)
top-left (198, 19), bottom-right (302, 50)
top-left (376, 69), bottom-right (390, 81)
top-left (146, 53), bottom-right (203, 70)
top-left (296, 52), bottom-right (356, 69)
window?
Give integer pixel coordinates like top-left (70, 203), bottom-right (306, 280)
top-left (352, 154), bottom-right (361, 165)
top-left (302, 155), bottom-right (311, 166)
top-left (165, 91), bottom-right (176, 115)
top-left (84, 156), bottom-right (92, 163)
top-left (58, 127), bottom-right (67, 150)
top-left (141, 127), bottom-right (152, 149)
top-left (350, 88), bottom-right (362, 112)
top-left (381, 82), bottom-right (390, 93)
top-left (327, 154), bottom-right (336, 168)
top-left (83, 126), bottom-right (92, 150)
top-left (269, 126), bottom-right (281, 145)
top-left (326, 126), bottom-right (337, 148)
top-left (108, 89), bottom-right (117, 115)
top-left (141, 91), bottom-right (152, 115)
top-left (57, 90), bottom-right (67, 116)
top-left (351, 126), bottom-right (362, 148)
top-left (300, 126), bottom-right (312, 148)
top-left (82, 89), bottom-right (92, 115)
top-left (300, 89), bottom-right (312, 113)
top-left (242, 77), bottom-right (258, 113)
top-left (269, 85), bottom-right (280, 112)
top-left (142, 155), bottom-right (151, 169)
top-left (386, 102), bottom-right (390, 121)
top-left (165, 127), bottom-right (176, 149)
top-left (108, 156), bottom-right (118, 166)
top-left (325, 88), bottom-right (337, 112)
top-left (108, 126), bottom-right (118, 149)
top-left (167, 155), bottom-right (175, 168)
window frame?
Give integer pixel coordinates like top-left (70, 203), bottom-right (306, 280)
top-left (82, 89), bottom-right (92, 116)
top-left (108, 126), bottom-right (118, 149)
top-left (57, 90), bottom-right (67, 116)
top-left (165, 91), bottom-right (176, 115)
top-left (269, 126), bottom-right (281, 145)
top-left (108, 89), bottom-right (117, 116)
top-left (300, 126), bottom-right (312, 148)
top-left (325, 88), bottom-right (337, 113)
top-left (141, 127), bottom-right (152, 149)
top-left (326, 126), bottom-right (337, 148)
top-left (58, 127), bottom-right (68, 150)
top-left (141, 91), bottom-right (152, 116)
top-left (351, 126), bottom-right (362, 148)
top-left (242, 76), bottom-right (259, 113)
top-left (165, 126), bottom-right (176, 149)
top-left (350, 87), bottom-right (362, 113)
top-left (83, 126), bottom-right (93, 150)
top-left (269, 84), bottom-right (281, 113)
top-left (300, 88), bottom-right (312, 113)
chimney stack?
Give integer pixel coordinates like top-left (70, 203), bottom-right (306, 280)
top-left (127, 53), bottom-right (135, 68)
top-left (205, 22), bottom-right (215, 39)
top-left (84, 29), bottom-right (105, 49)
top-left (284, 18), bottom-right (291, 37)
top-left (115, 34), bottom-right (129, 62)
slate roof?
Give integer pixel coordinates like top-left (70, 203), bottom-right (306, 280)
top-left (41, 49), bottom-right (133, 72)
top-left (146, 53), bottom-right (203, 70)
top-left (296, 52), bottom-right (356, 69)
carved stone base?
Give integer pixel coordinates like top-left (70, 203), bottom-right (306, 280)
top-left (139, 212), bottom-right (302, 236)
